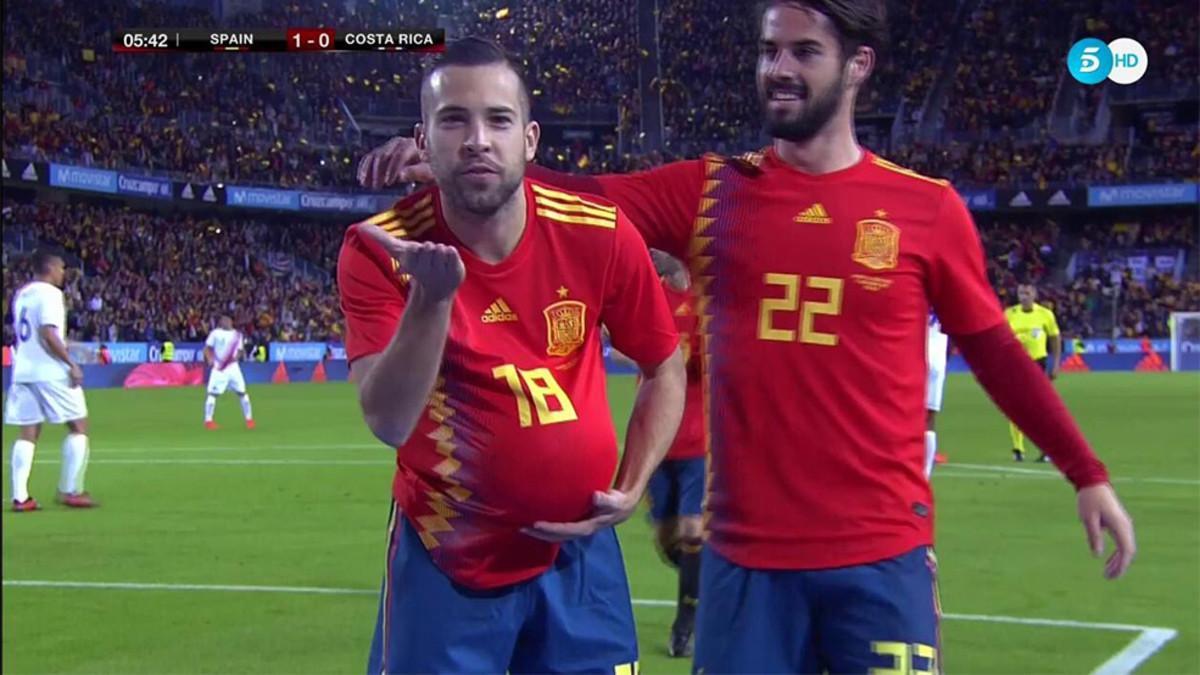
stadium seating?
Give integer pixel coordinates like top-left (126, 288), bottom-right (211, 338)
top-left (3, 0), bottom-right (1196, 189)
top-left (1, 0), bottom-right (1195, 346)
top-left (2, 201), bottom-right (342, 346)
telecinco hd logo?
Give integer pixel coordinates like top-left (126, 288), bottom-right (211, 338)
top-left (1067, 37), bottom-right (1148, 85)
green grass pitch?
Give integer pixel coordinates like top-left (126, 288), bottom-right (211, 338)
top-left (3, 373), bottom-right (1198, 674)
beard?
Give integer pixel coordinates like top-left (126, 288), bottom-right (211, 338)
top-left (760, 71), bottom-right (846, 143)
top-left (439, 163), bottom-right (525, 216)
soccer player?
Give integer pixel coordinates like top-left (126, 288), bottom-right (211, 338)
top-left (202, 315), bottom-right (254, 430)
top-left (642, 250), bottom-right (705, 658)
top-left (1005, 283), bottom-right (1062, 462)
top-left (337, 38), bottom-right (685, 673)
top-left (5, 250), bottom-right (96, 510)
top-left (357, 4), bottom-right (1136, 670)
top-left (925, 311), bottom-right (949, 475)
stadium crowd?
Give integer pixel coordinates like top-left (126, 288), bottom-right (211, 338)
top-left (3, 197), bottom-right (1195, 350)
top-left (2, 201), bottom-right (342, 348)
top-left (2, 1), bottom-right (1197, 348)
top-left (941, 1), bottom-right (1080, 134)
top-left (982, 214), bottom-right (1199, 339)
top-left (5, 0), bottom-right (1196, 191)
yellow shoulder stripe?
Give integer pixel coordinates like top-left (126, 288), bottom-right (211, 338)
top-left (533, 194), bottom-right (617, 221)
top-left (362, 194), bottom-right (436, 228)
top-left (363, 209), bottom-right (400, 226)
top-left (398, 193), bottom-right (433, 217)
top-left (391, 218), bottom-right (436, 239)
top-left (535, 208), bottom-right (616, 229)
top-left (530, 183), bottom-right (617, 214)
top-left (382, 206), bottom-right (435, 233)
top-left (872, 157), bottom-right (949, 186)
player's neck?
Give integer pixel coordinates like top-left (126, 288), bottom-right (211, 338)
top-left (441, 186), bottom-right (528, 264)
top-left (772, 116), bottom-right (862, 175)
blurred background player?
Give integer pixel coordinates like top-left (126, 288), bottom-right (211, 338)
top-left (1005, 284), bottom-right (1062, 462)
top-left (4, 249), bottom-right (96, 510)
top-left (641, 250), bottom-right (705, 658)
top-left (925, 311), bottom-right (949, 475)
top-left (202, 315), bottom-right (254, 430)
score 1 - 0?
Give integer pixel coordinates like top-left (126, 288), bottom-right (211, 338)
top-left (287, 28), bottom-right (334, 51)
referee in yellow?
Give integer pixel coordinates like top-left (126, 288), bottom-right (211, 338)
top-left (1005, 283), bottom-right (1062, 462)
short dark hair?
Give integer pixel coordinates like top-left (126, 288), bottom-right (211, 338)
top-left (31, 249), bottom-right (62, 276)
top-left (757, 0), bottom-right (888, 61)
top-left (420, 36), bottom-right (531, 120)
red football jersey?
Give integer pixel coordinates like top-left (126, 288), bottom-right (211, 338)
top-left (661, 282), bottom-right (706, 461)
top-left (532, 148), bottom-right (1013, 570)
top-left (337, 180), bottom-right (679, 589)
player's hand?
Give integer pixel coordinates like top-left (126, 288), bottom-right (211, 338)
top-left (357, 136), bottom-right (434, 189)
top-left (1051, 364), bottom-right (1061, 380)
top-left (358, 223), bottom-right (465, 302)
top-left (522, 489), bottom-right (640, 543)
top-left (68, 363), bottom-right (84, 388)
top-left (1077, 483), bottom-right (1136, 579)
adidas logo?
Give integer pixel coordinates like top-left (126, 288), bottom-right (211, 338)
top-left (794, 203), bottom-right (832, 224)
top-left (481, 298), bottom-right (518, 323)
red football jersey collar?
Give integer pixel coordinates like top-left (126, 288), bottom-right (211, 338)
top-left (764, 145), bottom-right (874, 182)
top-left (430, 181), bottom-right (537, 278)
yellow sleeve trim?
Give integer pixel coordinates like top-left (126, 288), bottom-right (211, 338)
top-left (362, 194), bottom-right (435, 228)
top-left (872, 157), bottom-right (949, 186)
top-left (530, 183), bottom-right (617, 214)
top-left (534, 194), bottom-right (618, 221)
top-left (536, 208), bottom-right (617, 229)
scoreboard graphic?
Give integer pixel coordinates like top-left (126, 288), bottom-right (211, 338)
top-left (114, 28), bottom-right (446, 53)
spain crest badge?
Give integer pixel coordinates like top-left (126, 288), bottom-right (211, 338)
top-left (851, 218), bottom-right (900, 271)
top-left (544, 300), bottom-right (587, 357)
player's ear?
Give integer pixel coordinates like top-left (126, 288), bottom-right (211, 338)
top-left (414, 122), bottom-right (429, 163)
top-left (524, 120), bottom-right (540, 163)
top-left (846, 45), bottom-right (874, 89)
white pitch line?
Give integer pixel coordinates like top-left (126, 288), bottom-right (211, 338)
top-left (3, 579), bottom-right (374, 595)
top-left (0, 580), bottom-right (1171, 629)
top-left (15, 443), bottom-right (1196, 486)
top-left (21, 458), bottom-right (390, 466)
top-left (934, 469), bottom-right (1055, 481)
top-left (3, 579), bottom-right (1177, 674)
top-left (6, 454), bottom-right (1198, 487)
top-left (947, 462), bottom-right (1200, 486)
top-left (96, 443), bottom-right (384, 454)
top-left (1092, 628), bottom-right (1179, 675)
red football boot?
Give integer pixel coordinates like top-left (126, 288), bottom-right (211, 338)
top-left (57, 492), bottom-right (98, 508)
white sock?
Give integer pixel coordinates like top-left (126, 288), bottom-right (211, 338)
top-left (11, 440), bottom-right (35, 503)
top-left (924, 431), bottom-right (937, 478)
top-left (60, 434), bottom-right (89, 495)
top-left (239, 393), bottom-right (253, 421)
top-left (205, 395), bottom-right (217, 422)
